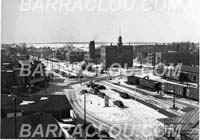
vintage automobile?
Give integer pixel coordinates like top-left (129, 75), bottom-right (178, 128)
top-left (113, 100), bottom-right (124, 108)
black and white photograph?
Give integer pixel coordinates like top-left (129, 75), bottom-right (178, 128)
top-left (1, 0), bottom-right (199, 139)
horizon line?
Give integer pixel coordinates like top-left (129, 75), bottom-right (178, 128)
top-left (1, 41), bottom-right (198, 45)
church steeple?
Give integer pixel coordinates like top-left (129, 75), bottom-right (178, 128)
top-left (118, 35), bottom-right (122, 43)
top-left (117, 35), bottom-right (123, 48)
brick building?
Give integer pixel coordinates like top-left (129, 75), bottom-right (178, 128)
top-left (134, 42), bottom-right (199, 66)
top-left (84, 41), bottom-right (101, 64)
top-left (161, 52), bottom-right (199, 66)
top-left (100, 36), bottom-right (133, 69)
top-left (1, 56), bottom-right (48, 95)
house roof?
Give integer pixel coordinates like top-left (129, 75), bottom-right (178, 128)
top-left (181, 65), bottom-right (199, 74)
top-left (158, 109), bottom-right (199, 140)
top-left (1, 59), bottom-right (21, 70)
top-left (22, 95), bottom-right (72, 112)
top-left (1, 113), bottom-right (65, 139)
top-left (1, 94), bottom-right (72, 114)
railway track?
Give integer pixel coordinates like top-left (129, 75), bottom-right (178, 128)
top-left (100, 81), bottom-right (185, 117)
top-left (108, 80), bottom-right (198, 109)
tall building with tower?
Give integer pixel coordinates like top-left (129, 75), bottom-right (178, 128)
top-left (100, 35), bottom-right (134, 69)
top-left (89, 41), bottom-right (95, 59)
top-left (84, 40), bottom-right (101, 63)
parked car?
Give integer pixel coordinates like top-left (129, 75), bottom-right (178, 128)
top-left (98, 85), bottom-right (106, 90)
top-left (54, 69), bottom-right (59, 73)
top-left (69, 75), bottom-right (75, 79)
top-left (98, 92), bottom-right (106, 98)
top-left (113, 100), bottom-right (124, 108)
top-left (91, 84), bottom-right (99, 88)
top-left (80, 89), bottom-right (88, 95)
top-left (86, 82), bottom-right (96, 88)
top-left (93, 87), bottom-right (99, 94)
top-left (76, 75), bottom-right (84, 78)
top-left (61, 72), bottom-right (66, 77)
top-left (86, 83), bottom-right (90, 87)
top-left (120, 92), bottom-right (129, 99)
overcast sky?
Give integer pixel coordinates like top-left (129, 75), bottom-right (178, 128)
top-left (1, 0), bottom-right (200, 43)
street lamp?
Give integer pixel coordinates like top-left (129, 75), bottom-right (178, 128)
top-left (43, 65), bottom-right (47, 95)
top-left (95, 65), bottom-right (98, 77)
top-left (79, 69), bottom-right (83, 85)
top-left (13, 96), bottom-right (17, 138)
top-left (11, 86), bottom-right (19, 138)
top-left (84, 92), bottom-right (86, 132)
top-left (135, 89), bottom-right (136, 101)
top-left (119, 65), bottom-right (122, 85)
top-left (51, 51), bottom-right (54, 81)
top-left (79, 90), bottom-right (88, 138)
top-left (173, 94), bottom-right (176, 109)
top-left (108, 68), bottom-right (111, 80)
top-left (59, 61), bottom-right (60, 72)
top-left (172, 87), bottom-right (176, 109)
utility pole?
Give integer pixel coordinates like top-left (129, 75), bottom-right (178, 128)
top-left (11, 86), bottom-right (17, 139)
top-left (96, 65), bottom-right (98, 77)
top-left (84, 93), bottom-right (86, 138)
top-left (13, 96), bottom-right (17, 138)
top-left (119, 65), bottom-right (122, 85)
top-left (44, 81), bottom-right (47, 94)
top-left (59, 61), bottom-right (60, 72)
top-left (43, 66), bottom-right (47, 95)
top-left (173, 94), bottom-right (176, 109)
top-left (52, 52), bottom-right (54, 81)
top-left (173, 87), bottom-right (176, 109)
top-left (108, 68), bottom-right (111, 80)
top-left (135, 89), bottom-right (136, 101)
top-left (80, 69), bottom-right (82, 85)
top-left (186, 73), bottom-right (189, 88)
